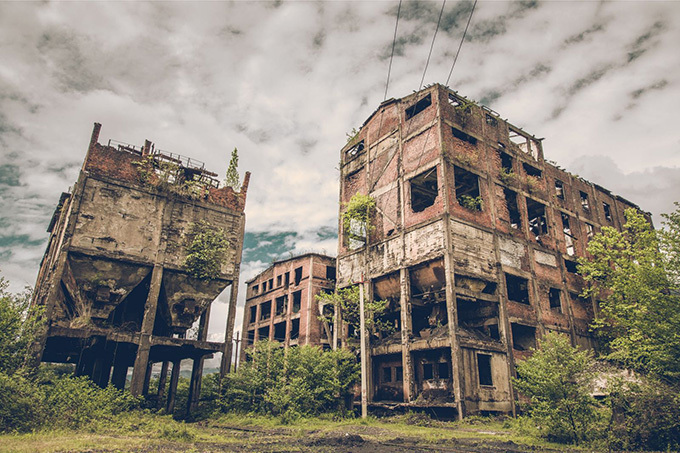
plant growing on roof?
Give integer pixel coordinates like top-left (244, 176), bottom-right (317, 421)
top-left (342, 193), bottom-right (376, 245)
top-left (183, 220), bottom-right (230, 280)
top-left (224, 148), bottom-right (240, 190)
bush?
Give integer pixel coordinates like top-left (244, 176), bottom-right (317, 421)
top-left (0, 372), bottom-right (44, 432)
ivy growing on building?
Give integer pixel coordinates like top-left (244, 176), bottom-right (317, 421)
top-left (183, 220), bottom-right (229, 280)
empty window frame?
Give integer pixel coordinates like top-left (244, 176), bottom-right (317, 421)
top-left (383, 367), bottom-right (392, 383)
top-left (294, 266), bottom-right (303, 285)
top-left (252, 284), bottom-right (259, 295)
top-left (549, 288), bottom-right (562, 313)
top-left (249, 305), bottom-right (257, 324)
top-left (603, 202), bottom-right (612, 221)
top-left (260, 301), bottom-right (271, 320)
top-left (555, 180), bottom-right (564, 199)
top-left (500, 151), bottom-right (513, 173)
top-left (326, 265), bottom-right (336, 281)
top-left (511, 323), bottom-right (536, 351)
top-left (290, 318), bottom-right (300, 339)
top-left (564, 259), bottom-right (578, 274)
top-left (268, 279), bottom-right (273, 291)
top-left (284, 272), bottom-right (290, 286)
top-left (247, 329), bottom-right (255, 345)
top-left (422, 363), bottom-right (434, 380)
top-left (451, 126), bottom-right (478, 145)
top-left (395, 366), bottom-right (403, 382)
top-left (274, 321), bottom-right (286, 342)
top-left (523, 162), bottom-right (542, 179)
top-left (454, 165), bottom-right (482, 211)
top-left (292, 290), bottom-right (302, 313)
top-left (509, 130), bottom-right (540, 159)
top-left (477, 353), bottom-right (493, 386)
top-left (485, 113), bottom-right (498, 127)
top-left (561, 213), bottom-right (576, 256)
top-left (410, 167), bottom-right (439, 212)
top-left (580, 191), bottom-right (590, 210)
top-left (405, 93), bottom-right (432, 120)
top-left (438, 362), bottom-right (450, 379)
top-left (345, 140), bottom-right (364, 159)
top-left (448, 93), bottom-right (462, 107)
top-left (275, 295), bottom-right (287, 316)
top-left (276, 275), bottom-right (282, 287)
top-left (526, 198), bottom-right (548, 237)
top-left (504, 188), bottom-right (522, 229)
top-left (505, 273), bottom-right (530, 305)
top-left (258, 325), bottom-right (270, 341)
top-left (586, 222), bottom-right (594, 239)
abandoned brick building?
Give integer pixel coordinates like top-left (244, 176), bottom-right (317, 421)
top-left (240, 253), bottom-right (336, 358)
top-left (337, 84), bottom-right (645, 417)
top-left (30, 123), bottom-right (249, 414)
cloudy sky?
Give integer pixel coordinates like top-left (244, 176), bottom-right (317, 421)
top-left (1, 0), bottom-right (679, 350)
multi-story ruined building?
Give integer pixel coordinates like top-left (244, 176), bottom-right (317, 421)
top-left (240, 253), bottom-right (336, 358)
top-left (337, 84), bottom-right (645, 417)
top-left (31, 123), bottom-right (249, 414)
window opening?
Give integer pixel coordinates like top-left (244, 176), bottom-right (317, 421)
top-left (405, 93), bottom-right (432, 120)
top-left (561, 213), bottom-right (576, 256)
top-left (586, 223), bottom-right (594, 239)
top-left (438, 362), bottom-right (450, 379)
top-left (477, 353), bottom-right (493, 386)
top-left (500, 152), bottom-right (513, 172)
top-left (410, 167), bottom-right (439, 213)
top-left (603, 202), bottom-right (612, 221)
top-left (422, 363), bottom-right (433, 380)
top-left (505, 273), bottom-right (530, 305)
top-left (247, 329), bottom-right (255, 345)
top-left (549, 288), bottom-right (562, 313)
top-left (274, 321), bottom-right (286, 342)
top-left (526, 198), bottom-right (548, 238)
top-left (294, 266), bottom-right (303, 285)
top-left (268, 278), bottom-right (273, 291)
top-left (275, 295), bottom-right (287, 316)
top-left (284, 272), bottom-right (290, 286)
top-left (580, 191), bottom-right (590, 210)
top-left (326, 265), bottom-right (336, 281)
top-left (555, 180), bottom-right (564, 199)
top-left (260, 301), bottom-right (271, 320)
top-left (511, 323), bottom-right (536, 351)
top-left (345, 140), bottom-right (364, 159)
top-left (258, 325), bottom-right (270, 341)
top-left (396, 366), bottom-right (403, 382)
top-left (454, 165), bottom-right (482, 211)
top-left (497, 141), bottom-right (506, 150)
top-left (451, 126), bottom-right (478, 145)
top-left (504, 188), bottom-right (521, 229)
top-left (383, 367), bottom-right (392, 383)
top-left (276, 275), bottom-right (282, 287)
top-left (249, 305), bottom-right (257, 324)
top-left (252, 284), bottom-right (259, 295)
top-left (290, 318), bottom-right (300, 339)
top-left (292, 291), bottom-right (301, 313)
top-left (457, 297), bottom-right (500, 341)
top-left (564, 259), bottom-right (578, 274)
top-left (523, 162), bottom-right (542, 178)
top-left (448, 93), bottom-right (461, 107)
top-left (485, 113), bottom-right (498, 127)
top-left (509, 130), bottom-right (539, 159)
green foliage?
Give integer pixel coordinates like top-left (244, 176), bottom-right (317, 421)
top-left (525, 175), bottom-right (540, 193)
top-left (342, 194), bottom-right (376, 245)
top-left (0, 277), bottom-right (41, 374)
top-left (457, 194), bottom-right (483, 211)
top-left (183, 220), bottom-right (230, 280)
top-left (498, 167), bottom-right (516, 185)
top-left (220, 341), bottom-right (359, 421)
top-left (316, 286), bottom-right (394, 340)
top-left (513, 332), bottom-right (601, 444)
top-left (578, 207), bottom-right (680, 382)
top-left (224, 147), bottom-right (240, 190)
top-left (345, 127), bottom-right (360, 144)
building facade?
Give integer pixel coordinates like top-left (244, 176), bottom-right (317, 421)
top-left (336, 84), bottom-right (646, 417)
top-left (240, 253), bottom-right (336, 358)
top-left (31, 123), bottom-right (249, 414)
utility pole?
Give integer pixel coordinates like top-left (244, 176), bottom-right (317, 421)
top-left (359, 274), bottom-right (368, 419)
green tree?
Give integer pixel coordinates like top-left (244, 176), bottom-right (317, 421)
top-left (224, 147), bottom-right (240, 190)
top-left (183, 220), bottom-right (230, 280)
top-left (578, 206), bottom-right (680, 383)
top-left (0, 276), bottom-right (41, 374)
top-left (513, 332), bottom-right (601, 444)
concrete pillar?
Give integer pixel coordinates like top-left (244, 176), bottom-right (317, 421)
top-left (166, 360), bottom-right (181, 414)
top-left (92, 344), bottom-right (114, 388)
top-left (111, 352), bottom-right (129, 390)
top-left (130, 264), bottom-right (163, 396)
top-left (399, 267), bottom-right (415, 402)
top-left (187, 309), bottom-right (210, 415)
top-left (156, 361), bottom-right (170, 410)
top-left (221, 281), bottom-right (240, 376)
top-left (142, 361), bottom-right (153, 396)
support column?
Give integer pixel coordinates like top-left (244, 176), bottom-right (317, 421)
top-left (111, 351), bottom-right (129, 390)
top-left (187, 309), bottom-right (210, 415)
top-left (142, 361), bottom-right (154, 396)
top-left (130, 264), bottom-right (163, 396)
top-left (399, 267), bottom-right (415, 402)
top-left (92, 344), bottom-right (114, 388)
top-left (166, 360), bottom-right (181, 414)
top-left (156, 361), bottom-right (170, 410)
top-left (221, 213), bottom-right (246, 377)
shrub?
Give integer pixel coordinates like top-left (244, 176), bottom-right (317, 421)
top-left (183, 220), bottom-right (230, 280)
top-left (0, 372), bottom-right (44, 432)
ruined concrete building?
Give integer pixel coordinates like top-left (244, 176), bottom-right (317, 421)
top-left (31, 123), bottom-right (249, 414)
top-left (240, 253), bottom-right (336, 358)
top-left (337, 84), bottom-right (645, 417)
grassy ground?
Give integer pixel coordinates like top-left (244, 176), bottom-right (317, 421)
top-left (0, 412), bottom-right (587, 453)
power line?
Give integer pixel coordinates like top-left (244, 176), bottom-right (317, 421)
top-left (445, 0), bottom-right (477, 86)
top-left (419, 0), bottom-right (447, 90)
top-left (384, 0), bottom-right (403, 101)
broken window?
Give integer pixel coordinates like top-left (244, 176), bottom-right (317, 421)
top-left (509, 130), bottom-right (540, 159)
top-left (276, 275), bottom-right (282, 287)
top-left (274, 321), bottom-right (286, 342)
top-left (505, 273), bottom-right (530, 305)
top-left (438, 362), bottom-right (450, 379)
top-left (523, 162), bottom-right (542, 179)
top-left (603, 202), bottom-right (612, 221)
top-left (405, 93), bottom-right (432, 120)
top-left (258, 325), bottom-right (270, 341)
top-left (580, 191), bottom-right (590, 210)
top-left (326, 265), bottom-right (336, 281)
top-left (497, 141), bottom-right (506, 150)
top-left (555, 180), bottom-right (564, 199)
top-left (448, 93), bottom-right (461, 107)
top-left (275, 295), bottom-right (287, 316)
top-left (410, 166), bottom-right (439, 213)
top-left (284, 272), bottom-right (290, 286)
top-left (526, 198), bottom-right (548, 238)
top-left (292, 290), bottom-right (301, 313)
top-left (249, 305), bottom-right (257, 324)
top-left (290, 318), bottom-right (300, 339)
top-left (294, 266), bottom-right (303, 285)
top-left (485, 113), bottom-right (498, 127)
top-left (396, 366), bottom-right (403, 382)
top-left (247, 329), bottom-right (255, 345)
top-left (477, 353), bottom-right (493, 386)
top-left (500, 151), bottom-right (513, 173)
top-left (564, 259), bottom-right (578, 274)
top-left (586, 223), bottom-right (594, 239)
top-left (252, 284), bottom-right (259, 295)
top-left (561, 213), bottom-right (576, 256)
top-left (422, 363), bottom-right (433, 380)
top-left (504, 188), bottom-right (522, 229)
top-left (451, 126), bottom-right (478, 145)
top-left (549, 288), bottom-right (562, 313)
top-left (383, 367), bottom-right (392, 383)
top-left (511, 323), bottom-right (536, 351)
top-left (457, 297), bottom-right (500, 341)
top-left (454, 165), bottom-right (482, 211)
top-left (410, 260), bottom-right (447, 338)
top-left (345, 140), bottom-right (364, 159)
top-left (260, 301), bottom-right (271, 320)
top-left (268, 278), bottom-right (273, 291)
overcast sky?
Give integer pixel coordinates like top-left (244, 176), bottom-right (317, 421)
top-left (1, 1), bottom-right (679, 352)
